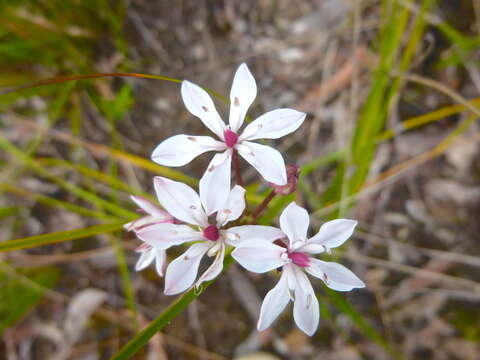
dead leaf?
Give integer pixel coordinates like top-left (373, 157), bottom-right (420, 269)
top-left (63, 288), bottom-right (107, 345)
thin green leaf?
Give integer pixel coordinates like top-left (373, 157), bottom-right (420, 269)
top-left (0, 137), bottom-right (138, 219)
top-left (0, 221), bottom-right (126, 252)
top-left (0, 265), bottom-right (61, 335)
top-left (1, 183), bottom-right (117, 220)
top-left (0, 206), bottom-right (20, 219)
top-left (324, 288), bottom-right (399, 358)
top-left (110, 254), bottom-right (234, 360)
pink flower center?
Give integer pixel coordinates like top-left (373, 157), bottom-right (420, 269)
top-left (288, 251), bottom-right (310, 267)
top-left (203, 225), bottom-right (220, 241)
top-left (224, 129), bottom-right (239, 148)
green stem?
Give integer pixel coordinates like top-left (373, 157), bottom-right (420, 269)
top-left (110, 254), bottom-right (234, 360)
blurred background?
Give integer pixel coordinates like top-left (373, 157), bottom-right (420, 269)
top-left (1, 0), bottom-right (480, 359)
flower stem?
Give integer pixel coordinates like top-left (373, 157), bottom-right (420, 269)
top-left (232, 149), bottom-right (243, 187)
top-left (251, 190), bottom-right (276, 221)
top-left (110, 254), bottom-right (234, 360)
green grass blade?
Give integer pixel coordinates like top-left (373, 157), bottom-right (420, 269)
top-left (38, 158), bottom-right (153, 200)
top-left (109, 254), bottom-right (234, 360)
top-left (1, 183), bottom-right (117, 220)
top-left (300, 150), bottom-right (343, 176)
top-left (107, 232), bottom-right (140, 330)
top-left (0, 137), bottom-right (138, 219)
top-left (323, 288), bottom-right (399, 358)
top-left (0, 221), bottom-right (126, 252)
top-left (0, 206), bottom-right (20, 219)
top-left (0, 265), bottom-right (61, 335)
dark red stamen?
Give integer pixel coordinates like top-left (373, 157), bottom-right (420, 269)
top-left (135, 243), bottom-right (152, 252)
top-left (288, 251), bottom-right (310, 267)
top-left (224, 129), bottom-right (239, 148)
top-left (203, 225), bottom-right (220, 241)
top-left (274, 239), bottom-right (288, 248)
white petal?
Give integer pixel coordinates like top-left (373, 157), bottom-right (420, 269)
top-left (199, 150), bottom-right (232, 216)
top-left (308, 219), bottom-right (357, 250)
top-left (130, 196), bottom-right (172, 220)
top-left (306, 258), bottom-right (365, 292)
top-left (154, 176), bottom-right (208, 227)
top-left (181, 80), bottom-right (226, 139)
top-left (225, 225), bottom-right (285, 246)
top-left (236, 141), bottom-right (287, 185)
top-left (195, 243), bottom-right (225, 287)
top-left (291, 266), bottom-right (319, 336)
top-left (297, 243), bottom-right (327, 255)
top-left (137, 223), bottom-right (203, 250)
top-left (135, 248), bottom-right (155, 271)
top-left (279, 202), bottom-right (310, 246)
top-left (216, 185), bottom-right (246, 227)
top-left (124, 215), bottom-right (159, 232)
top-left (229, 63), bottom-right (257, 132)
top-left (154, 248), bottom-right (167, 277)
top-left (151, 134), bottom-right (225, 167)
top-left (240, 108), bottom-right (306, 141)
top-left (257, 271), bottom-right (290, 332)
top-left (232, 240), bottom-right (286, 273)
top-left (164, 242), bottom-right (211, 295)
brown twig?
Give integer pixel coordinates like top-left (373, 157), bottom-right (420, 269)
top-left (231, 149), bottom-right (244, 187)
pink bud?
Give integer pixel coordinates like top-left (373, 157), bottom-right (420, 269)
top-left (269, 164), bottom-right (300, 195)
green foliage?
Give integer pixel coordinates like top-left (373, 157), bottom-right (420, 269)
top-left (451, 306), bottom-right (480, 343)
top-left (0, 265), bottom-right (61, 335)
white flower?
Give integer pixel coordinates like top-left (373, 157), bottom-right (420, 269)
top-left (135, 176), bottom-right (284, 295)
top-left (151, 63), bottom-right (306, 214)
top-left (134, 243), bottom-right (168, 277)
top-left (232, 202), bottom-right (365, 336)
top-left (125, 196), bottom-right (175, 277)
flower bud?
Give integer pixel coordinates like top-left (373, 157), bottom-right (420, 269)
top-left (269, 164), bottom-right (300, 195)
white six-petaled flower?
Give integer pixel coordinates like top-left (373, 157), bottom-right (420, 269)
top-left (124, 196), bottom-right (175, 277)
top-left (151, 63), bottom-right (306, 215)
top-left (134, 176), bottom-right (284, 295)
top-left (232, 202), bottom-right (365, 336)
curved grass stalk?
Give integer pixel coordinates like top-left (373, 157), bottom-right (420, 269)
top-left (0, 72), bottom-right (228, 104)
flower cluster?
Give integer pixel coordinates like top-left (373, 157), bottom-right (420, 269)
top-left (126, 63), bottom-right (365, 335)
